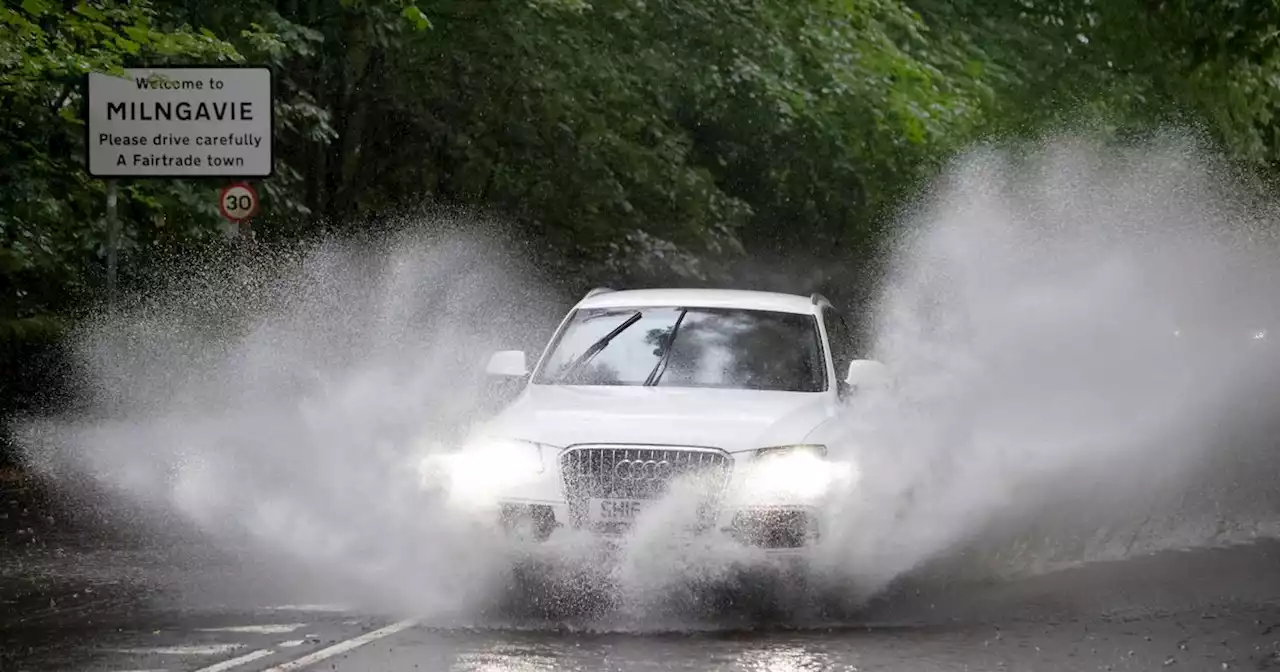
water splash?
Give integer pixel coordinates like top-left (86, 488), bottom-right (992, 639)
top-left (814, 134), bottom-right (1280, 594)
top-left (17, 221), bottom-right (568, 617)
top-left (15, 134), bottom-right (1280, 627)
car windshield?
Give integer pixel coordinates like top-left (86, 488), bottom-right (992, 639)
top-left (533, 306), bottom-right (827, 392)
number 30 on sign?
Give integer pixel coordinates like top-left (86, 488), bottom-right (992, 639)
top-left (219, 182), bottom-right (260, 222)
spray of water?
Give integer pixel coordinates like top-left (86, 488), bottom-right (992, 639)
top-left (14, 133), bottom-right (1280, 626)
top-left (814, 133), bottom-right (1280, 595)
top-left (16, 220), bottom-right (573, 618)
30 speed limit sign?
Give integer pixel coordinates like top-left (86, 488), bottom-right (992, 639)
top-left (218, 182), bottom-right (260, 222)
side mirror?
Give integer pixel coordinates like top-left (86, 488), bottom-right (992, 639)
top-left (843, 359), bottom-right (892, 392)
top-left (485, 350), bottom-right (529, 377)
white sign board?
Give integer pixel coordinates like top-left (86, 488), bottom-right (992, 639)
top-left (87, 67), bottom-right (273, 178)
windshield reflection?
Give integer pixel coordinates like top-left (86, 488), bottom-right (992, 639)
top-left (534, 306), bottom-right (826, 392)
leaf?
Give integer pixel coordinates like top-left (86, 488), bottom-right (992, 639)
top-left (123, 25), bottom-right (152, 45)
top-left (72, 2), bottom-right (105, 22)
top-left (20, 0), bottom-right (51, 17)
top-left (401, 6), bottom-right (433, 31)
top-left (115, 36), bottom-right (140, 55)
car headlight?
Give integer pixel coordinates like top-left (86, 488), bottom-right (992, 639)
top-left (740, 444), bottom-right (858, 501)
top-left (417, 436), bottom-right (547, 506)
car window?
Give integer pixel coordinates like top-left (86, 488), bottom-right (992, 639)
top-left (534, 306), bottom-right (827, 392)
top-left (655, 309), bottom-right (826, 391)
top-left (535, 307), bottom-right (680, 385)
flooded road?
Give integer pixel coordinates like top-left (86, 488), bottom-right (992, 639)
top-left (9, 140), bottom-right (1280, 670)
top-left (6, 483), bottom-right (1280, 672)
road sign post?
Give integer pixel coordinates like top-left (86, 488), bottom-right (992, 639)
top-left (218, 182), bottom-right (260, 251)
top-left (105, 179), bottom-right (119, 309)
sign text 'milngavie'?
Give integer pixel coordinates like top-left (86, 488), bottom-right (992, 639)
top-left (105, 101), bottom-right (255, 122)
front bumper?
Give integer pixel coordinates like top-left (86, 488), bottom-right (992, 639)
top-left (424, 442), bottom-right (850, 553)
top-left (496, 499), bottom-right (823, 551)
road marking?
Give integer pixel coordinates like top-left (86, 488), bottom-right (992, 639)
top-left (191, 649), bottom-right (275, 672)
top-left (110, 644), bottom-right (245, 656)
top-left (265, 604), bottom-right (349, 612)
top-left (198, 624), bottom-right (308, 634)
top-left (261, 619), bottom-right (419, 671)
top-left (277, 640), bottom-right (305, 648)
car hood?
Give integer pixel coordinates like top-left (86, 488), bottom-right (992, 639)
top-left (479, 384), bottom-right (834, 453)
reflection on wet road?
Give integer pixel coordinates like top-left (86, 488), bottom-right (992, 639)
top-left (6, 532), bottom-right (1280, 671)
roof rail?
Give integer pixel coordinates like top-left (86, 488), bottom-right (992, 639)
top-left (584, 286), bottom-right (615, 299)
top-left (810, 292), bottom-right (832, 306)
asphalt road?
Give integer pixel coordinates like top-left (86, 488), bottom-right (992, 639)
top-left (5, 478), bottom-right (1280, 672)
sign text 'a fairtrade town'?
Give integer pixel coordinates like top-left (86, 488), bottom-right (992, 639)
top-left (87, 67), bottom-right (273, 178)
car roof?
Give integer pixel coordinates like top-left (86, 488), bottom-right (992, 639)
top-left (575, 288), bottom-right (820, 315)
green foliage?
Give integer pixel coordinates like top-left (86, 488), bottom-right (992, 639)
top-left (7, 0), bottom-right (1280, 445)
top-left (0, 0), bottom-right (350, 336)
top-left (914, 0), bottom-right (1280, 167)
top-left (634, 0), bottom-right (990, 258)
top-left (0, 0), bottom-right (989, 330)
top-left (241, 0), bottom-right (988, 279)
top-left (1, 0), bottom-right (241, 332)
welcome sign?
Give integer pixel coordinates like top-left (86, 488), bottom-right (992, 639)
top-left (87, 67), bottom-right (273, 177)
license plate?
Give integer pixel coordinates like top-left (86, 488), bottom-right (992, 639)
top-left (589, 498), bottom-right (645, 524)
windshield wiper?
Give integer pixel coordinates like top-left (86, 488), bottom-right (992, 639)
top-left (644, 308), bottom-right (687, 386)
top-left (558, 311), bottom-right (642, 382)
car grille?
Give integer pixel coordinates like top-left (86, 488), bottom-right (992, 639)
top-left (559, 445), bottom-right (734, 528)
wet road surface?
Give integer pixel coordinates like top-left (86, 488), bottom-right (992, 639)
top-left (5, 478), bottom-right (1280, 671)
top-left (8, 543), bottom-right (1280, 671)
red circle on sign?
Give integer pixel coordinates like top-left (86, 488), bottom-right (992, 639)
top-left (219, 182), bottom-right (260, 222)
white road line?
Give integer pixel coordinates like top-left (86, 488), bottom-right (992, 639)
top-left (277, 640), bottom-right (305, 648)
top-left (265, 604), bottom-right (349, 612)
top-left (191, 649), bottom-right (276, 672)
top-left (110, 644), bottom-right (245, 656)
top-left (261, 619), bottom-right (419, 671)
top-left (198, 624), bottom-right (308, 635)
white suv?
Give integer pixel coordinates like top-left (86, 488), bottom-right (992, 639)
top-left (423, 287), bottom-right (890, 555)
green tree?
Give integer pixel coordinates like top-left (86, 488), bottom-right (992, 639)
top-left (2, 1), bottom-right (239, 323)
top-left (914, 0), bottom-right (1280, 168)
